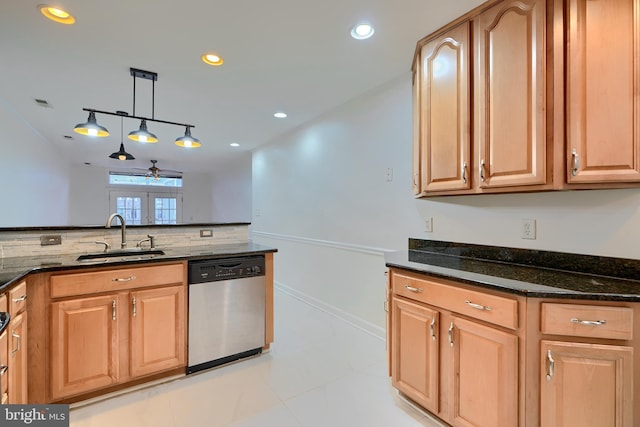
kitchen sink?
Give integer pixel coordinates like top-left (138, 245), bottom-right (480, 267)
top-left (76, 249), bottom-right (165, 262)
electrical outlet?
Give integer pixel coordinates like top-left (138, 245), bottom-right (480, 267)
top-left (521, 219), bottom-right (536, 240)
top-left (385, 168), bottom-right (394, 182)
top-left (425, 217), bottom-right (433, 233)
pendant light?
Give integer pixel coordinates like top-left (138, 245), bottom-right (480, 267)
top-left (74, 111), bottom-right (109, 137)
top-left (74, 68), bottom-right (202, 147)
top-left (175, 126), bottom-right (201, 148)
top-left (109, 113), bottom-right (135, 160)
top-left (128, 119), bottom-right (158, 143)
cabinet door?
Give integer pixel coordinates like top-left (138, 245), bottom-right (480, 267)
top-left (450, 316), bottom-right (518, 427)
top-left (476, 0), bottom-right (547, 188)
top-left (0, 294), bottom-right (7, 403)
top-left (540, 340), bottom-right (633, 427)
top-left (419, 22), bottom-right (472, 193)
top-left (8, 312), bottom-right (27, 404)
top-left (130, 286), bottom-right (185, 378)
top-left (391, 297), bottom-right (440, 413)
top-left (50, 295), bottom-right (119, 400)
top-left (412, 69), bottom-right (422, 195)
top-left (566, 0), bottom-right (640, 183)
top-left (0, 329), bottom-right (8, 403)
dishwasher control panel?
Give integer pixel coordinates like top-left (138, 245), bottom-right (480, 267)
top-left (188, 255), bottom-right (266, 284)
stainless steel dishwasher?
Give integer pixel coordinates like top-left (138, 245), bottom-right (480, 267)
top-left (187, 255), bottom-right (266, 374)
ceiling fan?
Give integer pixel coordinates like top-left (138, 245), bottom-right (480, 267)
top-left (133, 160), bottom-right (183, 180)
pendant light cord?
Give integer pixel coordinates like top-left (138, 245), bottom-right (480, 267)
top-left (132, 74), bottom-right (136, 117)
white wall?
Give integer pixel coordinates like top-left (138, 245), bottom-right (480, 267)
top-left (0, 98), bottom-right (71, 226)
top-left (210, 153), bottom-right (252, 223)
top-left (251, 75), bottom-right (640, 336)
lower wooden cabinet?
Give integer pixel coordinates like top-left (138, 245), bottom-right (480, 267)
top-left (50, 285), bottom-right (185, 401)
top-left (388, 268), bottom-right (639, 427)
top-left (47, 263), bottom-right (187, 402)
top-left (389, 269), bottom-right (520, 427)
top-left (50, 294), bottom-right (119, 399)
top-left (0, 294), bottom-right (8, 404)
top-left (129, 286), bottom-right (185, 378)
top-left (540, 340), bottom-right (634, 427)
top-left (9, 312), bottom-right (28, 404)
top-left (8, 282), bottom-right (28, 404)
top-left (391, 298), bottom-right (439, 413)
top-left (451, 316), bottom-right (518, 427)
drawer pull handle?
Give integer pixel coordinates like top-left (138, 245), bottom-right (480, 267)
top-left (112, 300), bottom-right (117, 321)
top-left (12, 295), bottom-right (27, 303)
top-left (112, 276), bottom-right (136, 282)
top-left (480, 160), bottom-right (486, 182)
top-left (570, 318), bottom-right (606, 326)
top-left (546, 350), bottom-right (554, 381)
top-left (132, 297), bottom-right (137, 317)
top-left (430, 317), bottom-right (436, 341)
top-left (0, 365), bottom-right (7, 376)
top-left (465, 300), bottom-right (492, 311)
top-left (405, 285), bottom-right (424, 293)
top-left (462, 162), bottom-right (468, 184)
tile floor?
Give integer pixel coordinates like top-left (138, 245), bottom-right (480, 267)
top-left (69, 288), bottom-right (445, 427)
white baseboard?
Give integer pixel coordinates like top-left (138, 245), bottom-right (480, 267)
top-left (275, 281), bottom-right (386, 340)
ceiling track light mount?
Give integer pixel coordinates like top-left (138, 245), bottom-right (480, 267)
top-left (73, 67), bottom-right (201, 148)
top-left (80, 107), bottom-right (195, 129)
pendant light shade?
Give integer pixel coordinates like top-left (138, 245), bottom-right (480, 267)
top-left (74, 111), bottom-right (109, 137)
top-left (109, 143), bottom-right (135, 160)
top-left (175, 126), bottom-right (201, 148)
top-left (128, 119), bottom-right (158, 143)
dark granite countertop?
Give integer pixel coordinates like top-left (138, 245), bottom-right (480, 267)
top-left (0, 242), bottom-right (277, 292)
top-left (385, 240), bottom-right (640, 301)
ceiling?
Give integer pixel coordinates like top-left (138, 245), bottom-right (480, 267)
top-left (0, 0), bottom-right (484, 175)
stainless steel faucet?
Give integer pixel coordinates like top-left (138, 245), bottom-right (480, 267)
top-left (105, 213), bottom-right (127, 249)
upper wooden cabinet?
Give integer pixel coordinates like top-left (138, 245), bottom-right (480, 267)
top-left (414, 22), bottom-right (471, 193)
top-left (475, 0), bottom-right (547, 189)
top-left (413, 0), bottom-right (640, 196)
top-left (566, 0), bottom-right (640, 184)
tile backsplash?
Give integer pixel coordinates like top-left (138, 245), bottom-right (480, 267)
top-left (0, 224), bottom-right (249, 258)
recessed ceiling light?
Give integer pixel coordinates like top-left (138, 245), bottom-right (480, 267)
top-left (39, 5), bottom-right (75, 25)
top-left (230, 142), bottom-right (240, 147)
top-left (350, 23), bottom-right (374, 40)
top-left (202, 53), bottom-right (224, 66)
top-left (274, 112), bottom-right (287, 118)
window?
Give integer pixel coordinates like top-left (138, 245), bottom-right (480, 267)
top-left (108, 172), bottom-right (183, 225)
top-left (109, 173), bottom-right (182, 187)
top-left (115, 196), bottom-right (143, 225)
top-left (154, 197), bottom-right (177, 224)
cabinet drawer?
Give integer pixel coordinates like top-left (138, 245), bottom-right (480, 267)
top-left (392, 272), bottom-right (518, 330)
top-left (8, 282), bottom-right (27, 315)
top-left (541, 303), bottom-right (633, 340)
top-left (51, 263), bottom-right (185, 298)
